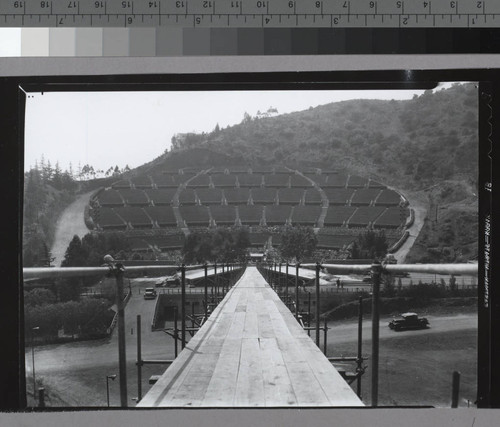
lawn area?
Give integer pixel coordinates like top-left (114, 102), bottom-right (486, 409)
top-left (329, 328), bottom-right (477, 407)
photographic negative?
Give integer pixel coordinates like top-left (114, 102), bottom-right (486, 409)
top-left (17, 76), bottom-right (485, 409)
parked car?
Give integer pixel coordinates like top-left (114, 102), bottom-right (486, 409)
top-left (144, 288), bottom-right (157, 300)
top-left (165, 274), bottom-right (181, 287)
top-left (388, 312), bottom-right (429, 331)
top-left (155, 279), bottom-right (165, 288)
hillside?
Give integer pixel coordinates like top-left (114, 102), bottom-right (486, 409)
top-left (163, 83), bottom-right (478, 262)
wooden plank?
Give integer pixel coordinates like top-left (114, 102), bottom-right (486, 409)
top-left (234, 338), bottom-right (265, 406)
top-left (259, 338), bottom-right (298, 406)
top-left (201, 338), bottom-right (242, 406)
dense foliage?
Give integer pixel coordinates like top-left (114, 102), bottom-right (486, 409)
top-left (349, 230), bottom-right (388, 260)
top-left (182, 228), bottom-right (250, 263)
top-left (23, 164), bottom-right (78, 267)
top-left (278, 226), bottom-right (318, 262)
top-left (24, 287), bottom-right (114, 340)
top-left (62, 233), bottom-right (131, 267)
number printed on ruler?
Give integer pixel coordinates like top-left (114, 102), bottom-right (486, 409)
top-left (1, 0), bottom-right (500, 27)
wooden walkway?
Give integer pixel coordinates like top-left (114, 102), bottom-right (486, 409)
top-left (137, 266), bottom-right (363, 407)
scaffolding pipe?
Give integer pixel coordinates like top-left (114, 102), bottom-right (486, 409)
top-left (114, 263), bottom-right (128, 408)
top-left (371, 262), bottom-right (382, 407)
top-left (315, 263), bottom-right (320, 347)
top-left (295, 264), bottom-right (299, 320)
top-left (357, 296), bottom-right (363, 398)
top-left (204, 264), bottom-right (208, 321)
top-left (137, 315), bottom-right (142, 403)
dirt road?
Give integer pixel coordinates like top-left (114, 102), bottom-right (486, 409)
top-left (50, 191), bottom-right (94, 266)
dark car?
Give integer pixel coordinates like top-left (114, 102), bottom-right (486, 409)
top-left (388, 312), bottom-right (429, 331)
top-left (144, 288), bottom-right (157, 300)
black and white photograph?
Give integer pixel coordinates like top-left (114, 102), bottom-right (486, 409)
top-left (22, 82), bottom-right (479, 409)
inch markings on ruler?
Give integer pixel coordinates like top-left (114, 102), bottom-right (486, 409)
top-left (1, 0), bottom-right (500, 27)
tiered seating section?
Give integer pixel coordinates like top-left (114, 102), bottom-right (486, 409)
top-left (90, 167), bottom-right (410, 250)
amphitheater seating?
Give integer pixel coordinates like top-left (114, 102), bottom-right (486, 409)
top-left (264, 174), bottom-right (290, 187)
top-left (179, 206), bottom-right (210, 227)
top-left (95, 207), bottom-right (127, 229)
top-left (177, 189), bottom-right (197, 205)
top-left (196, 188), bottom-right (223, 204)
top-left (251, 167), bottom-right (273, 174)
top-left (323, 188), bottom-right (355, 205)
top-left (210, 205), bottom-right (237, 225)
top-left (274, 166), bottom-right (290, 174)
top-left (128, 238), bottom-right (152, 252)
top-left (373, 207), bottom-right (409, 228)
top-left (238, 205), bottom-right (264, 225)
top-left (144, 206), bottom-right (178, 227)
top-left (347, 175), bottom-right (368, 188)
top-left (348, 206), bottom-right (385, 227)
top-left (316, 233), bottom-right (356, 249)
top-left (211, 174), bottom-right (237, 187)
top-left (172, 174), bottom-right (195, 185)
top-left (131, 176), bottom-right (153, 188)
top-left (111, 179), bottom-right (131, 189)
top-left (97, 189), bottom-right (124, 207)
top-left (249, 233), bottom-right (270, 246)
top-left (144, 189), bottom-right (177, 206)
top-left (118, 189), bottom-right (150, 206)
top-left (187, 174), bottom-right (211, 187)
top-left (152, 174), bottom-right (179, 188)
top-left (227, 166), bottom-right (250, 174)
top-left (304, 188), bottom-right (323, 204)
top-left (290, 174), bottom-right (312, 187)
top-left (237, 174), bottom-right (263, 187)
top-left (271, 234), bottom-right (282, 245)
top-left (224, 188), bottom-right (250, 204)
top-left (323, 206), bottom-right (357, 226)
top-left (149, 234), bottom-right (186, 250)
top-left (251, 188), bottom-right (277, 204)
top-left (375, 189), bottom-right (402, 206)
top-left (114, 207), bottom-right (153, 228)
top-left (278, 188), bottom-right (304, 204)
top-left (210, 167), bottom-right (227, 174)
top-left (305, 174), bottom-right (328, 186)
top-left (350, 189), bottom-right (382, 206)
top-left (324, 173), bottom-right (348, 187)
top-left (265, 205), bottom-right (292, 225)
top-left (291, 206), bottom-right (322, 226)
top-left (368, 180), bottom-right (386, 188)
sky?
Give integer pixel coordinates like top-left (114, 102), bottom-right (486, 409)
top-left (24, 84), bottom-right (455, 174)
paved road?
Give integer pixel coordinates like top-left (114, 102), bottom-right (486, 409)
top-left (50, 191), bottom-right (94, 266)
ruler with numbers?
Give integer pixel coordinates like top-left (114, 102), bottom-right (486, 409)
top-left (1, 0), bottom-right (500, 28)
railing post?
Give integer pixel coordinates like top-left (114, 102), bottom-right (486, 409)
top-left (285, 262), bottom-right (289, 302)
top-left (357, 296), bottom-right (363, 399)
top-left (38, 388), bottom-right (45, 408)
top-left (323, 315), bottom-right (328, 355)
top-left (295, 264), bottom-right (300, 320)
top-left (315, 262), bottom-right (321, 348)
top-left (451, 371), bottom-right (461, 408)
top-left (173, 306), bottom-right (178, 358)
top-left (307, 291), bottom-right (311, 336)
top-left (214, 262), bottom-right (218, 298)
top-left (111, 260), bottom-right (128, 408)
top-left (279, 263), bottom-right (282, 296)
top-left (371, 261), bottom-right (382, 407)
top-left (137, 315), bottom-right (142, 403)
top-left (181, 264), bottom-right (186, 350)
top-left (204, 263), bottom-right (208, 321)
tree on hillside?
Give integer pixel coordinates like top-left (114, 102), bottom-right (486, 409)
top-left (62, 235), bottom-right (88, 267)
top-left (279, 226), bottom-right (317, 262)
top-left (349, 229), bottom-right (388, 260)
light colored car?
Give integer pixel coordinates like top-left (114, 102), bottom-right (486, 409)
top-left (144, 288), bottom-right (157, 300)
